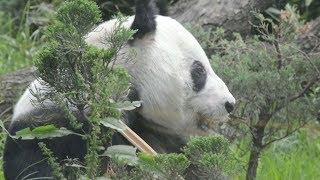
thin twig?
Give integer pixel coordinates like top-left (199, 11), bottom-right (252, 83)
top-left (0, 107), bottom-right (12, 119)
top-left (274, 35), bottom-right (283, 70)
top-left (288, 77), bottom-right (319, 102)
top-left (274, 77), bottom-right (319, 114)
top-left (289, 44), bottom-right (320, 76)
top-left (262, 122), bottom-right (306, 148)
top-left (229, 114), bottom-right (251, 128)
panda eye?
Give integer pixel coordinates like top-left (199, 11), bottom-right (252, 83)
top-left (190, 61), bottom-right (207, 92)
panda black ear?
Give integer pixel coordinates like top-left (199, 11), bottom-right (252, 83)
top-left (156, 0), bottom-right (168, 16)
top-left (131, 0), bottom-right (157, 39)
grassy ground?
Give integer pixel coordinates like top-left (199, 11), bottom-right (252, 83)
top-left (258, 128), bottom-right (320, 180)
top-left (233, 126), bottom-right (320, 180)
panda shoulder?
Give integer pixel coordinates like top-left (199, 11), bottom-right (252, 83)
top-left (12, 79), bottom-right (50, 121)
top-left (85, 16), bottom-right (135, 48)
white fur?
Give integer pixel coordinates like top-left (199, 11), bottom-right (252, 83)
top-left (13, 15), bottom-right (235, 137)
top-left (13, 80), bottom-right (53, 120)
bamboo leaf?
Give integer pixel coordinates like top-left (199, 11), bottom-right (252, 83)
top-left (99, 117), bottom-right (126, 131)
top-left (115, 101), bottom-right (141, 111)
top-left (102, 145), bottom-right (138, 166)
top-left (14, 125), bottom-right (76, 140)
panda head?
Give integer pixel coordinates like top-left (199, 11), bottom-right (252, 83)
top-left (86, 0), bottom-right (235, 138)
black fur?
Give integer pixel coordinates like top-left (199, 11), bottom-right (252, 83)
top-left (4, 134), bottom-right (87, 180)
top-left (113, 110), bottom-right (186, 153)
top-left (127, 87), bottom-right (140, 102)
top-left (3, 109), bottom-right (89, 180)
top-left (3, 105), bottom-right (186, 179)
top-left (131, 0), bottom-right (157, 39)
top-left (191, 61), bottom-right (207, 92)
top-left (156, 0), bottom-right (168, 16)
top-left (224, 101), bottom-right (234, 113)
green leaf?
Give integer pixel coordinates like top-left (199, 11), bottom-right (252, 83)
top-left (99, 117), bottom-right (126, 131)
top-left (15, 128), bottom-right (34, 140)
top-left (14, 125), bottom-right (77, 140)
top-left (265, 7), bottom-right (281, 21)
top-left (31, 124), bottom-right (57, 134)
top-left (115, 101), bottom-right (142, 111)
top-left (102, 145), bottom-right (138, 166)
top-left (265, 7), bottom-right (281, 15)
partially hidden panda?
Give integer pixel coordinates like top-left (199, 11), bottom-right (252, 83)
top-left (3, 0), bottom-right (236, 179)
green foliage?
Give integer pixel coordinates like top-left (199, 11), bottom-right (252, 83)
top-left (13, 125), bottom-right (79, 140)
top-left (190, 7), bottom-right (319, 180)
top-left (34, 1), bottom-right (102, 108)
top-left (85, 126), bottom-right (102, 178)
top-left (258, 129), bottom-right (320, 179)
top-left (38, 142), bottom-right (65, 179)
top-left (103, 145), bottom-right (139, 166)
top-left (107, 149), bottom-right (189, 179)
top-left (208, 10), bottom-right (319, 136)
top-left (184, 136), bottom-right (240, 178)
top-left (184, 136), bottom-right (230, 157)
top-left (100, 117), bottom-right (127, 132)
top-left (233, 129), bottom-right (320, 179)
top-left (105, 136), bottom-right (236, 179)
top-left (34, 0), bottom-right (134, 121)
top-left (33, 0), bottom-right (135, 178)
top-left (138, 153), bottom-right (190, 179)
top-left (0, 11), bottom-right (37, 75)
top-left (152, 153), bottom-right (190, 178)
top-left (56, 0), bottom-right (101, 35)
top-left (283, 0), bottom-right (320, 21)
top-left (188, 9), bottom-right (319, 179)
top-left (0, 0), bottom-right (58, 76)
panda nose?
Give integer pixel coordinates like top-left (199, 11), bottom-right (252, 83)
top-left (225, 101), bottom-right (235, 113)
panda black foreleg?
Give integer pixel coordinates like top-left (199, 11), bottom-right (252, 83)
top-left (3, 137), bottom-right (53, 180)
top-left (3, 112), bottom-right (88, 180)
top-left (3, 134), bottom-right (88, 180)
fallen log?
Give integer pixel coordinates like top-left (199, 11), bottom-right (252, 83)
top-left (0, 67), bottom-right (36, 120)
top-left (170, 0), bottom-right (273, 37)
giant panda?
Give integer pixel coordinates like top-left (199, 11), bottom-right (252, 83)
top-left (3, 0), bottom-right (236, 179)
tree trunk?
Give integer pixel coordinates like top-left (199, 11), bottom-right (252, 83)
top-left (246, 113), bottom-right (270, 180)
top-left (246, 134), bottom-right (263, 180)
top-left (170, 0), bottom-right (273, 37)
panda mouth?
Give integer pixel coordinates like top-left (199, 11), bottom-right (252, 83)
top-left (197, 113), bottom-right (228, 132)
top-left (197, 113), bottom-right (214, 131)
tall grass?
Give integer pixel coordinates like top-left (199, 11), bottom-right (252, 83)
top-left (234, 126), bottom-right (320, 180)
top-left (0, 3), bottom-right (42, 76)
top-left (258, 128), bottom-right (320, 180)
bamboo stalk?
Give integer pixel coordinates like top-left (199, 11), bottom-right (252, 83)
top-left (120, 122), bottom-right (157, 155)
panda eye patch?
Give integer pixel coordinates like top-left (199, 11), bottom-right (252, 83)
top-left (191, 61), bottom-right (207, 92)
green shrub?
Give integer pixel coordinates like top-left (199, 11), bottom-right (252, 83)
top-left (32, 0), bottom-right (134, 178)
top-left (184, 136), bottom-right (240, 179)
top-left (196, 6), bottom-right (320, 180)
